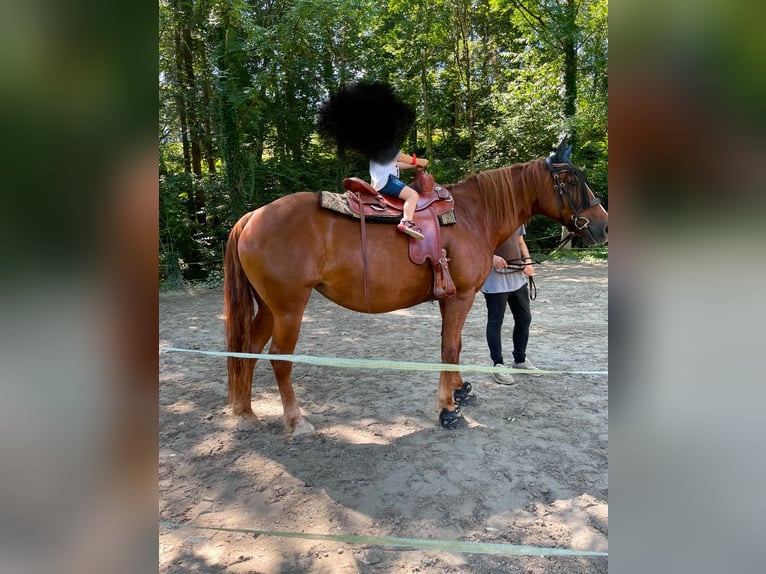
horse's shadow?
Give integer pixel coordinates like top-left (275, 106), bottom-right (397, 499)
top-left (230, 394), bottom-right (605, 537)
top-left (161, 381), bottom-right (608, 572)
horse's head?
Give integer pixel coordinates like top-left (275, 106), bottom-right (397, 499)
top-left (544, 137), bottom-right (608, 245)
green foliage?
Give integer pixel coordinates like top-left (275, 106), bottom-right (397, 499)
top-left (159, 0), bottom-right (608, 283)
top-left (532, 245), bottom-right (609, 263)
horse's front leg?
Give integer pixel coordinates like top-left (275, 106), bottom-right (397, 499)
top-left (437, 295), bottom-right (475, 427)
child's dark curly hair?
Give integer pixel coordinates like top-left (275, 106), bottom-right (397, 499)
top-left (318, 81), bottom-right (415, 164)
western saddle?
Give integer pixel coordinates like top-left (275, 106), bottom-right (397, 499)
top-left (342, 167), bottom-right (457, 307)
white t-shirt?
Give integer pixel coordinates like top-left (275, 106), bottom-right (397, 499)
top-left (369, 156), bottom-right (400, 191)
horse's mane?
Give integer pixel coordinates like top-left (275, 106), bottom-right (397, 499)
top-left (468, 158), bottom-right (548, 223)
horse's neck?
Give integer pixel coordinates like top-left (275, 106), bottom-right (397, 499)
top-left (451, 161), bottom-right (543, 247)
top-left (493, 213), bottom-right (530, 249)
top-left (490, 164), bottom-right (536, 245)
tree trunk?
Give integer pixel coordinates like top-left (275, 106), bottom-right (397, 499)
top-left (420, 51), bottom-right (433, 161)
top-left (201, 76), bottom-right (216, 174)
top-left (178, 0), bottom-right (205, 224)
top-left (454, 0), bottom-right (475, 172)
top-left (179, 1), bottom-right (202, 178)
top-left (173, 27), bottom-right (191, 175)
top-left (563, 0), bottom-right (578, 127)
top-left (215, 5), bottom-right (246, 218)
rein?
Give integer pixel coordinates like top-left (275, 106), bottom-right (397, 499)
top-left (501, 257), bottom-right (539, 301)
top-left (537, 230), bottom-right (578, 259)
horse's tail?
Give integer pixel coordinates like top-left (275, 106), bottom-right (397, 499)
top-left (223, 212), bottom-right (256, 404)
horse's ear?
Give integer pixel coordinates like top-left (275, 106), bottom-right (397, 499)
top-left (552, 136), bottom-right (569, 162)
top-left (554, 136), bottom-right (573, 163)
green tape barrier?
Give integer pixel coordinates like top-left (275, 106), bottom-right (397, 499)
top-left (160, 520), bottom-right (607, 557)
top-left (160, 346), bottom-right (607, 376)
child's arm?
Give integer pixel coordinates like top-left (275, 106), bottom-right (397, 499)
top-left (397, 152), bottom-right (429, 170)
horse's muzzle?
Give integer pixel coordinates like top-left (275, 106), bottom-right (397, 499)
top-left (582, 222), bottom-right (608, 245)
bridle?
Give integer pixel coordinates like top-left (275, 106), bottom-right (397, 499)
top-left (545, 155), bottom-right (602, 233)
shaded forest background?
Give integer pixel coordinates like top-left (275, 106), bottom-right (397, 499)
top-left (159, 0), bottom-right (608, 286)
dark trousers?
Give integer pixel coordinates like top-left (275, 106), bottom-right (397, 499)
top-left (483, 284), bottom-right (531, 366)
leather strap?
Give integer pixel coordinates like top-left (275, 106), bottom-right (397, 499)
top-left (355, 192), bottom-right (371, 312)
top-left (432, 248), bottom-right (456, 298)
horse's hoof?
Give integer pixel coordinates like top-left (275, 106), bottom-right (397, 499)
top-left (290, 418), bottom-right (316, 441)
top-left (236, 412), bottom-right (260, 431)
top-left (439, 406), bottom-right (467, 429)
top-left (453, 381), bottom-right (476, 406)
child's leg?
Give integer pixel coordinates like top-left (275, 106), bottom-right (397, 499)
top-left (378, 177), bottom-right (424, 239)
top-left (399, 186), bottom-right (419, 221)
top-left (395, 186), bottom-right (424, 240)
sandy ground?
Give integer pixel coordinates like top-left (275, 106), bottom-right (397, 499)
top-left (159, 261), bottom-right (608, 573)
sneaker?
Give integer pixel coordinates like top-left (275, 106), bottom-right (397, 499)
top-left (397, 220), bottom-right (425, 240)
top-left (491, 364), bottom-right (515, 385)
top-left (512, 359), bottom-right (542, 376)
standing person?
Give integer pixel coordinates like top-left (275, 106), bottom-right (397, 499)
top-left (481, 225), bottom-right (541, 385)
top-left (370, 151), bottom-right (429, 240)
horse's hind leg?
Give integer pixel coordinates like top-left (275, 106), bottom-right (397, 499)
top-left (269, 304), bottom-right (315, 440)
top-left (228, 301), bottom-right (273, 427)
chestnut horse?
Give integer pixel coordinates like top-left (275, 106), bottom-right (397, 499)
top-left (224, 141), bottom-right (608, 439)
